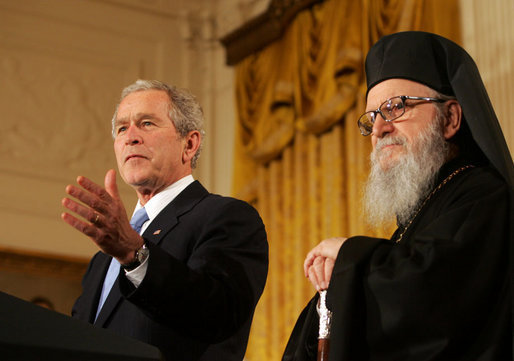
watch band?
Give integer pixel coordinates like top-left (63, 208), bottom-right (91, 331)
top-left (121, 242), bottom-right (149, 271)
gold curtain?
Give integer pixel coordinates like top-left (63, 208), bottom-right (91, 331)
top-left (232, 1), bottom-right (461, 360)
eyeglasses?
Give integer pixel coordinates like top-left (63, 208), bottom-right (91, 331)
top-left (357, 95), bottom-right (446, 136)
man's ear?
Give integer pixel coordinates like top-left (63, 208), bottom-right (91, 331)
top-left (182, 130), bottom-right (201, 164)
top-left (442, 100), bottom-right (462, 140)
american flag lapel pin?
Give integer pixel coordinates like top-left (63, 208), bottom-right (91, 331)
top-left (153, 229), bottom-right (162, 235)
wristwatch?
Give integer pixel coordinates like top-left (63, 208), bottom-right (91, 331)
top-left (121, 242), bottom-right (149, 271)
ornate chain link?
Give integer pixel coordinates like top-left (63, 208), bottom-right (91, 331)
top-left (395, 165), bottom-right (475, 243)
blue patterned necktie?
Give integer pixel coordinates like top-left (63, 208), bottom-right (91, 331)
top-left (95, 207), bottom-right (149, 321)
top-left (130, 207), bottom-right (151, 234)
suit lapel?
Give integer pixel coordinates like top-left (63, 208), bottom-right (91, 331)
top-left (94, 270), bottom-right (123, 326)
top-left (142, 180), bottom-right (209, 245)
top-left (93, 181), bottom-right (209, 326)
top-left (76, 252), bottom-right (112, 324)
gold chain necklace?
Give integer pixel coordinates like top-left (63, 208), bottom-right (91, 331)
top-left (395, 165), bottom-right (475, 243)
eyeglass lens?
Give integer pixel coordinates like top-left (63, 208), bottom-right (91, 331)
top-left (358, 96), bottom-right (405, 135)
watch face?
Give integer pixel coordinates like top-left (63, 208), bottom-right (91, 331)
top-left (136, 244), bottom-right (149, 263)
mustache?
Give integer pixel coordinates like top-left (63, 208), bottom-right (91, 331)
top-left (374, 135), bottom-right (407, 152)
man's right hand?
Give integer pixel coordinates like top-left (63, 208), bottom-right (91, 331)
top-left (61, 169), bottom-right (144, 265)
top-left (303, 237), bottom-right (346, 291)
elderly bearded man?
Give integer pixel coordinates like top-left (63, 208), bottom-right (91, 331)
top-left (62, 80), bottom-right (268, 361)
top-left (283, 31), bottom-right (513, 361)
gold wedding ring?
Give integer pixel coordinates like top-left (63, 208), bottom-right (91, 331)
top-left (93, 213), bottom-right (100, 225)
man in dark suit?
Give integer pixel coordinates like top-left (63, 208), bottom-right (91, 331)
top-left (62, 80), bottom-right (268, 361)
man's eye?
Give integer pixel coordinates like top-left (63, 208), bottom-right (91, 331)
top-left (383, 103), bottom-right (395, 114)
top-left (142, 121), bottom-right (153, 127)
top-left (117, 126), bottom-right (127, 133)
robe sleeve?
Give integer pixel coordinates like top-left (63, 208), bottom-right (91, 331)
top-left (328, 167), bottom-right (512, 360)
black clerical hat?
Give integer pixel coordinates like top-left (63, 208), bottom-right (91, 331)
top-left (365, 31), bottom-right (514, 185)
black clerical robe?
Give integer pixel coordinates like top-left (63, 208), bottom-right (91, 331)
top-left (283, 158), bottom-right (513, 360)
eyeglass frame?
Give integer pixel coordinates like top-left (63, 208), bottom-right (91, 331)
top-left (357, 95), bottom-right (447, 136)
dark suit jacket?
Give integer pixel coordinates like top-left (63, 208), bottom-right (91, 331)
top-left (72, 181), bottom-right (268, 361)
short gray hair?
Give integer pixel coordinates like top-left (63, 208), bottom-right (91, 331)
top-left (428, 88), bottom-right (457, 119)
top-left (428, 88), bottom-right (461, 157)
top-left (111, 79), bottom-right (205, 168)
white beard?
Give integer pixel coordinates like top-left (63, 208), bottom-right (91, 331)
top-left (364, 118), bottom-right (450, 226)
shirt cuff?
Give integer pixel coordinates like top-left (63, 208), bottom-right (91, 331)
top-left (124, 253), bottom-right (149, 288)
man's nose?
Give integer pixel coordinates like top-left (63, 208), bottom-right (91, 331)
top-left (372, 115), bottom-right (395, 138)
top-left (125, 124), bottom-right (143, 145)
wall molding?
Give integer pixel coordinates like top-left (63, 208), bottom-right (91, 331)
top-left (0, 247), bottom-right (88, 281)
top-left (221, 0), bottom-right (325, 65)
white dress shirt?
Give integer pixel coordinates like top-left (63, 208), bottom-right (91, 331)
top-left (125, 174), bottom-right (195, 287)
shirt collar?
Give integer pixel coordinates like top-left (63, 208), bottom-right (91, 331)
top-left (131, 175), bottom-right (195, 231)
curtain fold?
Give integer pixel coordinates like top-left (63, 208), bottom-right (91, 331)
top-left (232, 1), bottom-right (461, 359)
